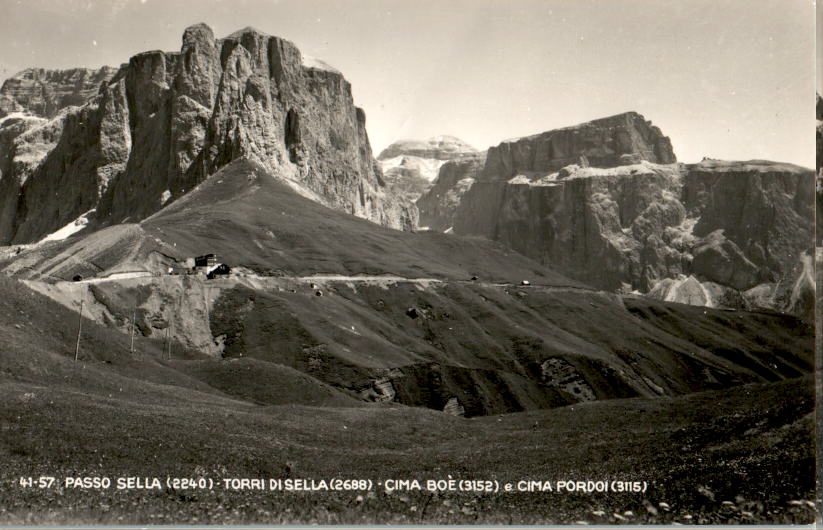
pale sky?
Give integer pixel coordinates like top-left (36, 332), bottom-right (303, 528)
top-left (0, 0), bottom-right (815, 167)
top-left (817, 0), bottom-right (822, 93)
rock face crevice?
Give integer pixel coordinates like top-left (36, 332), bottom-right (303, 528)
top-left (0, 24), bottom-right (414, 245)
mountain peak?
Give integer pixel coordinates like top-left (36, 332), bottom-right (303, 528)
top-left (377, 135), bottom-right (477, 161)
top-left (0, 23), bottom-right (416, 245)
top-left (182, 22), bottom-right (215, 42)
top-left (226, 26), bottom-right (269, 39)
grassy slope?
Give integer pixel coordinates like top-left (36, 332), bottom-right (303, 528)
top-left (0, 275), bottom-right (363, 409)
top-left (140, 159), bottom-right (811, 411)
top-left (0, 158), bottom-right (815, 524)
top-left (141, 158), bottom-right (581, 285)
top-left (623, 296), bottom-right (813, 380)
top-left (1, 157), bottom-right (584, 283)
top-left (1, 374), bottom-right (814, 525)
top-left (0, 230), bottom-right (815, 525)
top-left (0, 157), bottom-right (811, 415)
top-left (202, 280), bottom-right (812, 414)
top-left (0, 224), bottom-right (177, 281)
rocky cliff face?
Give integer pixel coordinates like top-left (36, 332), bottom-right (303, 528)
top-left (416, 152), bottom-right (485, 231)
top-left (418, 111), bottom-right (676, 235)
top-left (377, 135), bottom-right (477, 205)
top-left (455, 162), bottom-right (690, 291)
top-left (0, 24), bottom-right (414, 245)
top-left (479, 112), bottom-right (676, 182)
top-left (451, 114), bottom-right (813, 317)
top-left (0, 67), bottom-right (118, 119)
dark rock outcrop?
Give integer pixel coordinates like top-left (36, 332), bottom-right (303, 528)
top-left (0, 113), bottom-right (47, 239)
top-left (684, 159), bottom-right (813, 290)
top-left (0, 24), bottom-right (414, 244)
top-left (691, 231), bottom-right (759, 291)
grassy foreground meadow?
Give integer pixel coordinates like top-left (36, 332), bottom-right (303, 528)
top-left (0, 234), bottom-right (816, 525)
top-left (0, 372), bottom-right (815, 525)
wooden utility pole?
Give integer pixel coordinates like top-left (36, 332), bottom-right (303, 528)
top-left (129, 305), bottom-right (136, 355)
top-left (74, 299), bottom-right (84, 361)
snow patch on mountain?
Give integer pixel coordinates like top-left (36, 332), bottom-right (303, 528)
top-left (38, 209), bottom-right (95, 244)
top-left (380, 155), bottom-right (446, 183)
top-left (301, 54), bottom-right (341, 74)
top-left (377, 135), bottom-right (477, 161)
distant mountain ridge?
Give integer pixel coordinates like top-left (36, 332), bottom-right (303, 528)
top-left (377, 135), bottom-right (478, 161)
top-left (417, 112), bottom-right (813, 318)
top-left (376, 135), bottom-right (478, 205)
top-left (0, 29), bottom-right (813, 320)
top-left (0, 67), bottom-right (118, 119)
